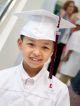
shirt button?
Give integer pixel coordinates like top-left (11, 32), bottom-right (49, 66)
top-left (25, 78), bottom-right (34, 86)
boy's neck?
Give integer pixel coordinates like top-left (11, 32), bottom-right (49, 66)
top-left (22, 62), bottom-right (43, 77)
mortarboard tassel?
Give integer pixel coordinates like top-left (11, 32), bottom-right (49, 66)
top-left (49, 16), bottom-right (61, 80)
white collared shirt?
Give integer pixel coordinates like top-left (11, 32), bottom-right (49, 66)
top-left (0, 63), bottom-right (70, 106)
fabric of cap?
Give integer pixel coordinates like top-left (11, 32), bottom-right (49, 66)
top-left (14, 9), bottom-right (75, 41)
top-left (20, 16), bottom-right (56, 41)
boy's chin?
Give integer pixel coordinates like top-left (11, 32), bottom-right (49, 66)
top-left (29, 64), bottom-right (43, 69)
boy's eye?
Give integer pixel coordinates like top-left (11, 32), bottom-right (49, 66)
top-left (27, 43), bottom-right (35, 47)
top-left (42, 46), bottom-right (49, 50)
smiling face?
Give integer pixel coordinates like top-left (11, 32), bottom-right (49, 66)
top-left (18, 36), bottom-right (54, 75)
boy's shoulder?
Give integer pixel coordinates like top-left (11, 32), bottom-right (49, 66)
top-left (52, 75), bottom-right (68, 92)
top-left (0, 65), bottom-right (19, 75)
top-left (0, 65), bottom-right (20, 83)
top-left (46, 71), bottom-right (68, 91)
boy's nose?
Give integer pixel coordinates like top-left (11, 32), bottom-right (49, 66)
top-left (32, 48), bottom-right (41, 57)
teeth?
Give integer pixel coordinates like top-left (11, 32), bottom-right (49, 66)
top-left (30, 58), bottom-right (38, 61)
top-left (30, 57), bottom-right (41, 61)
top-left (32, 59), bottom-right (38, 61)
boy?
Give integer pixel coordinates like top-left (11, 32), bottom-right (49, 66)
top-left (0, 9), bottom-right (75, 106)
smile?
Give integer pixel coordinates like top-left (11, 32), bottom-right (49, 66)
top-left (30, 57), bottom-right (42, 63)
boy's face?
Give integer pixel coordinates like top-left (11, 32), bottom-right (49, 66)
top-left (18, 36), bottom-right (53, 69)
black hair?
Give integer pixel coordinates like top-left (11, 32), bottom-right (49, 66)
top-left (20, 35), bottom-right (25, 41)
top-left (74, 6), bottom-right (79, 13)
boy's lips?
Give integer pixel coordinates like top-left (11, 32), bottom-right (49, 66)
top-left (29, 57), bottom-right (42, 63)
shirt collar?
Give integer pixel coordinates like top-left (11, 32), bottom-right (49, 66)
top-left (19, 62), bottom-right (47, 85)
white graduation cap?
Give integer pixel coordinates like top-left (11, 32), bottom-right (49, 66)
top-left (14, 9), bottom-right (75, 41)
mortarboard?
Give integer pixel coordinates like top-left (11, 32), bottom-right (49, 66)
top-left (14, 9), bottom-right (75, 41)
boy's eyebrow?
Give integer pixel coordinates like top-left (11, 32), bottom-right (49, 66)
top-left (42, 42), bottom-right (52, 46)
top-left (42, 41), bottom-right (53, 46)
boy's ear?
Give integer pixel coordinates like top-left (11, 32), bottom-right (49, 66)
top-left (50, 51), bottom-right (53, 58)
top-left (51, 46), bottom-right (54, 57)
top-left (17, 38), bottom-right (23, 49)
